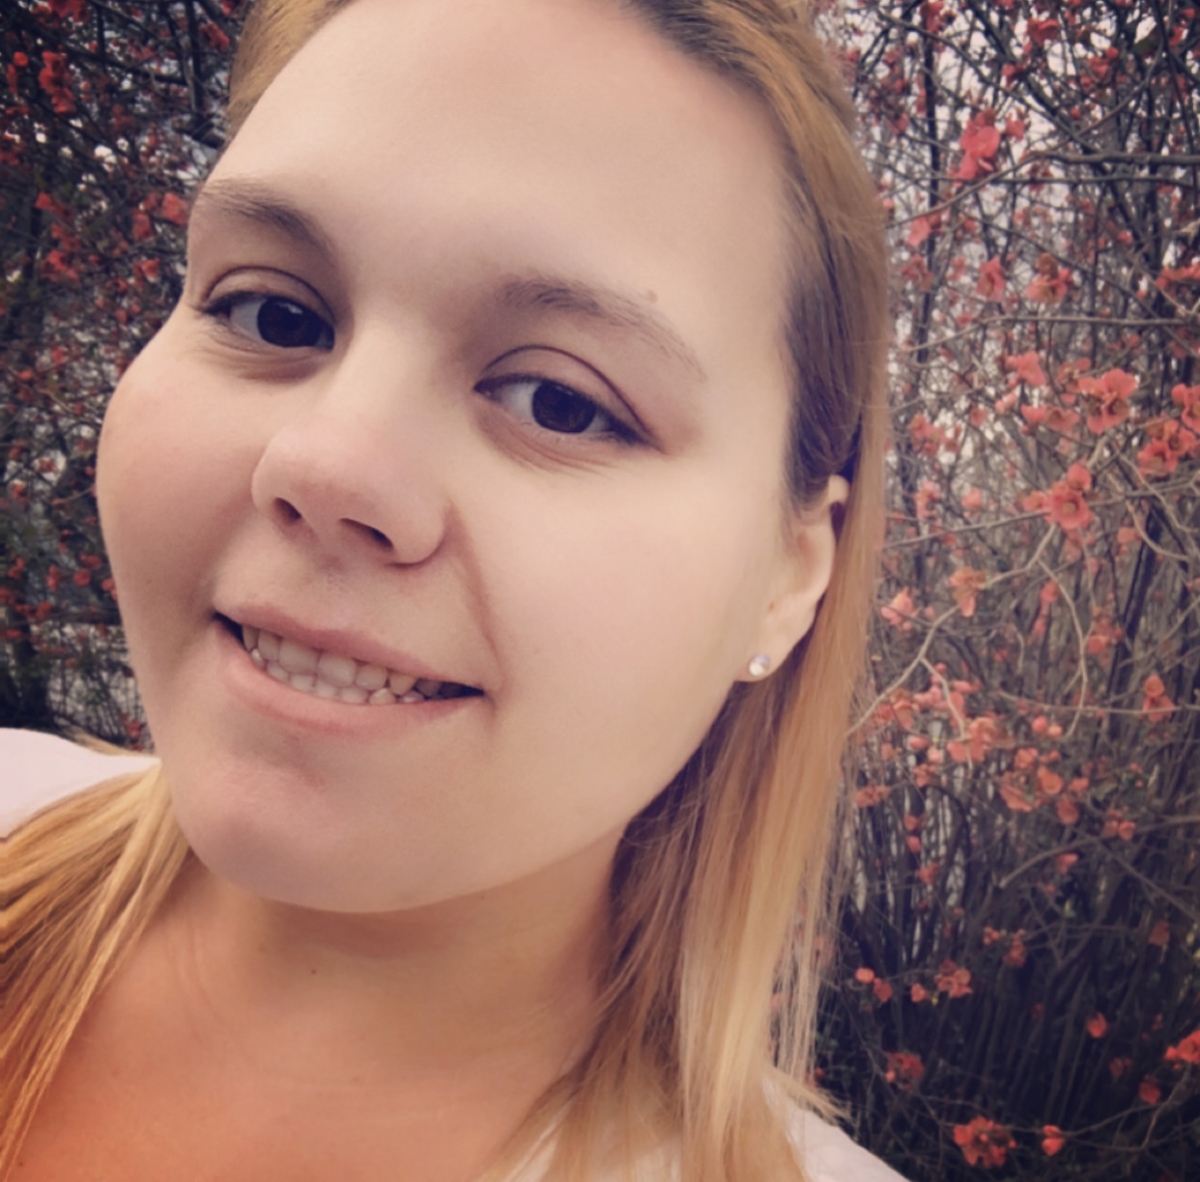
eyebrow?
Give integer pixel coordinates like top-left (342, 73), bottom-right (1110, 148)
top-left (496, 277), bottom-right (705, 380)
top-left (189, 179), bottom-right (705, 380)
top-left (189, 178), bottom-right (337, 261)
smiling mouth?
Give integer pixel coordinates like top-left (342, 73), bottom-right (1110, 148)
top-left (220, 616), bottom-right (482, 706)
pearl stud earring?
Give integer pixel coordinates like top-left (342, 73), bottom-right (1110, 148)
top-left (748, 654), bottom-right (771, 678)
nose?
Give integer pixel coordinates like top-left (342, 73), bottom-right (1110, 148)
top-left (249, 355), bottom-right (449, 567)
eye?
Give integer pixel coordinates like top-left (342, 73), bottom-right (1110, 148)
top-left (205, 292), bottom-right (334, 351)
top-left (477, 375), bottom-right (637, 442)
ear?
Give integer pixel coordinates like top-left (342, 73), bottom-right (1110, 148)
top-left (739, 476), bottom-right (849, 680)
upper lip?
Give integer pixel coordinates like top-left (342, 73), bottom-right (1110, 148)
top-left (217, 606), bottom-right (477, 688)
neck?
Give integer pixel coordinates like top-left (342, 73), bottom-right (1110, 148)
top-left (159, 835), bottom-right (617, 1089)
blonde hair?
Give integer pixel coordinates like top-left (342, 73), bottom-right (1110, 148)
top-left (0, 3), bottom-right (888, 1179)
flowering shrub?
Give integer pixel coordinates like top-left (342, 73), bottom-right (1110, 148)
top-left (1, 0), bottom-right (237, 741)
top-left (815, 0), bottom-right (1200, 1178)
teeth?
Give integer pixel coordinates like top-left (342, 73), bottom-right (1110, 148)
top-left (239, 624), bottom-right (469, 707)
top-left (355, 663), bottom-right (388, 691)
top-left (278, 638), bottom-right (319, 675)
top-left (315, 651), bottom-right (356, 687)
top-left (389, 671), bottom-right (416, 695)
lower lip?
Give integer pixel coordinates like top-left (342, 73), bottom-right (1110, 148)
top-left (212, 620), bottom-right (479, 738)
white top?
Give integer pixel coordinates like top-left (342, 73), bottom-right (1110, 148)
top-left (0, 728), bottom-right (906, 1182)
top-left (0, 726), bottom-right (158, 836)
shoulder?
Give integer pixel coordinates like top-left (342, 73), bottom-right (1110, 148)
top-left (790, 1111), bottom-right (909, 1182)
top-left (593, 1109), bottom-right (910, 1182)
top-left (0, 728), bottom-right (157, 837)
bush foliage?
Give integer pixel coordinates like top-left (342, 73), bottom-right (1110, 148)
top-left (1, 1), bottom-right (1198, 1179)
top-left (818, 0), bottom-right (1200, 1176)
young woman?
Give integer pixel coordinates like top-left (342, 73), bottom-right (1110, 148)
top-left (1, 1), bottom-right (899, 1178)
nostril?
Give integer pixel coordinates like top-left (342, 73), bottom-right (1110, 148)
top-left (344, 518), bottom-right (392, 550)
top-left (275, 498), bottom-right (303, 525)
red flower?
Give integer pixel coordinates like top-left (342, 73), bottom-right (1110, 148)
top-left (160, 192), bottom-right (190, 225)
top-left (1000, 779), bottom-right (1035, 812)
top-left (907, 214), bottom-right (935, 249)
top-left (880, 588), bottom-right (915, 631)
top-left (1138, 1077), bottom-right (1162, 1105)
top-left (37, 50), bottom-right (74, 115)
top-left (1002, 932), bottom-right (1027, 968)
top-left (1085, 1012), bottom-right (1108, 1039)
top-left (872, 978), bottom-right (894, 1003)
top-left (1006, 349), bottom-right (1048, 387)
top-left (853, 784), bottom-right (891, 809)
top-left (961, 110), bottom-right (1001, 159)
top-left (1164, 1029), bottom-right (1200, 1065)
top-left (885, 1051), bottom-right (925, 1090)
top-left (1102, 809), bottom-right (1136, 841)
top-left (1080, 367), bottom-right (1132, 432)
top-left (935, 960), bottom-right (972, 998)
top-left (1063, 461), bottom-right (1091, 491)
top-left (1086, 613), bottom-right (1120, 656)
top-left (977, 257), bottom-right (1006, 301)
top-left (953, 1117), bottom-right (1014, 1168)
top-left (910, 983), bottom-right (930, 1003)
top-left (1041, 1125), bottom-right (1066, 1156)
top-left (131, 210), bottom-right (154, 242)
top-left (42, 249), bottom-right (79, 284)
top-left (1137, 418), bottom-right (1198, 477)
top-left (1171, 383), bottom-right (1200, 433)
top-left (1025, 253), bottom-right (1070, 305)
top-left (1045, 481), bottom-right (1092, 532)
top-left (1142, 674), bottom-right (1174, 720)
top-left (201, 22), bottom-right (232, 51)
top-left (1055, 797), bottom-right (1080, 825)
top-left (1044, 406), bottom-right (1079, 435)
top-left (949, 566), bottom-right (987, 618)
top-left (957, 110), bottom-right (1000, 179)
top-left (1026, 15), bottom-right (1060, 46)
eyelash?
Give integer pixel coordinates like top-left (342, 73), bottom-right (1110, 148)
top-left (201, 290), bottom-right (335, 351)
top-left (199, 289), bottom-right (640, 445)
top-left (475, 375), bottom-right (639, 445)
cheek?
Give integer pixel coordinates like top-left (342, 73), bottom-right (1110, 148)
top-left (97, 342), bottom-right (250, 672)
top-left (477, 467), bottom-right (778, 778)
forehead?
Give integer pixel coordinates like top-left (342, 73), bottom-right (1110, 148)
top-left (211, 0), bottom-right (792, 406)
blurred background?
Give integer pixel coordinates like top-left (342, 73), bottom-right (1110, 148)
top-left (1, 0), bottom-right (1197, 1177)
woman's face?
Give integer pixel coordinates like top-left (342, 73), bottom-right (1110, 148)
top-left (98, 0), bottom-right (841, 912)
